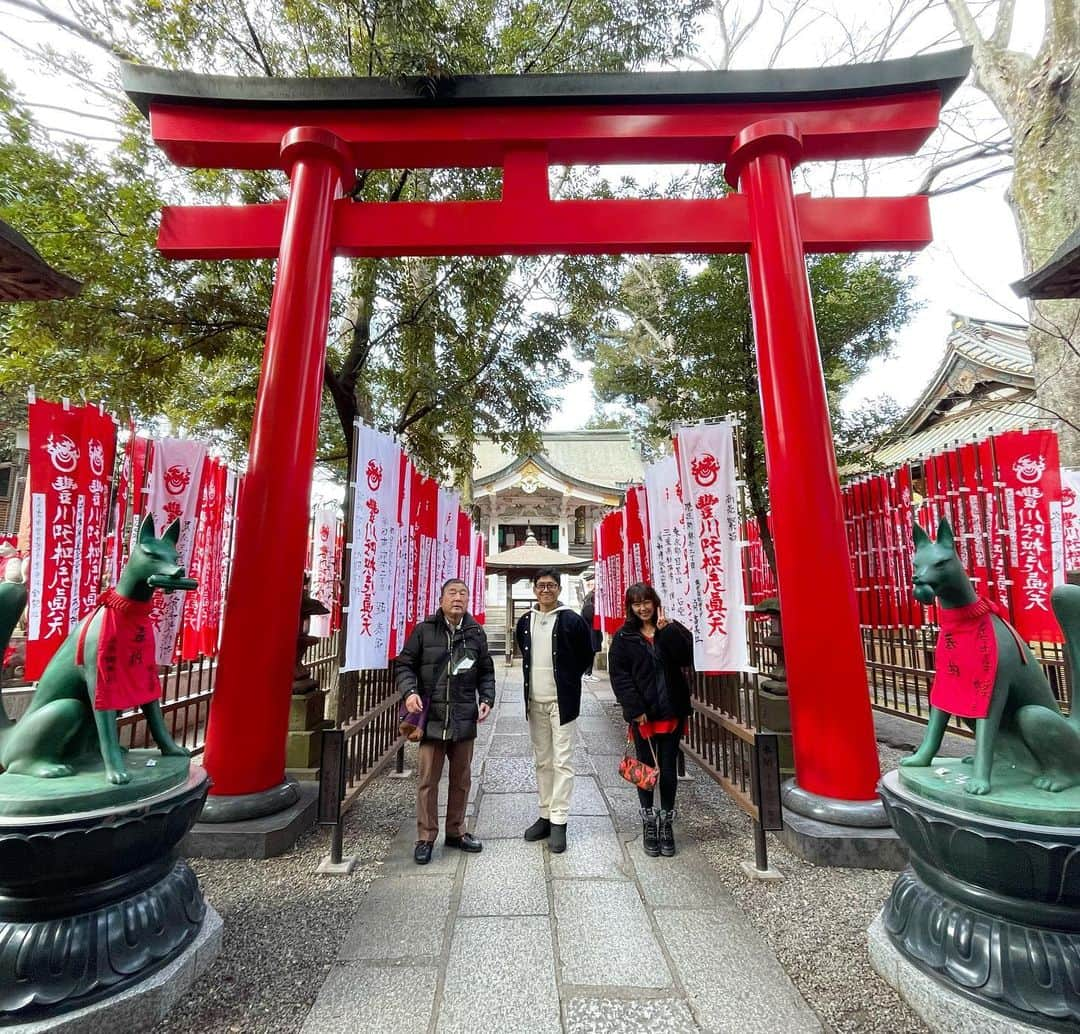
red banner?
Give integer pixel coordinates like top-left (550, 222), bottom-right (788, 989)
top-left (994, 429), bottom-right (1064, 641)
top-left (411, 472), bottom-right (438, 629)
top-left (78, 407), bottom-right (117, 621)
top-left (26, 399), bottom-right (85, 678)
top-left (598, 509), bottom-right (626, 635)
top-left (181, 459), bottom-right (228, 659)
top-left (471, 529), bottom-right (486, 624)
top-left (623, 484), bottom-right (650, 586)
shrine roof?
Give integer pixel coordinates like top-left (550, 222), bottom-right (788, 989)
top-left (891, 314), bottom-right (1032, 437)
top-left (122, 49), bottom-right (970, 116)
top-left (0, 219), bottom-right (81, 303)
top-left (1013, 226), bottom-right (1080, 300)
top-left (474, 430), bottom-right (644, 492)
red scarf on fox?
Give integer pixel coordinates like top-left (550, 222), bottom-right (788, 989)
top-left (930, 598), bottom-right (1025, 719)
top-left (76, 589), bottom-right (160, 711)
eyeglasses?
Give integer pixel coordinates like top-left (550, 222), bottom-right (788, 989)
top-left (535, 583), bottom-right (559, 592)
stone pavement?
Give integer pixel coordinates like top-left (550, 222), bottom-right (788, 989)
top-left (300, 664), bottom-right (825, 1034)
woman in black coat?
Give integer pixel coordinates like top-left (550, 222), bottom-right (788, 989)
top-left (608, 582), bottom-right (693, 858)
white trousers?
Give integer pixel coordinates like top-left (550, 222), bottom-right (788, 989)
top-left (528, 699), bottom-right (576, 825)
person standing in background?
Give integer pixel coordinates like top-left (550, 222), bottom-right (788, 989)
top-left (578, 572), bottom-right (602, 682)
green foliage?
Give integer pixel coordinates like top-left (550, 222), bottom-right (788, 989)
top-left (0, 0), bottom-right (705, 481)
top-left (572, 248), bottom-right (916, 569)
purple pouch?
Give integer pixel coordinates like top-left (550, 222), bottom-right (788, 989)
top-left (398, 695), bottom-right (428, 742)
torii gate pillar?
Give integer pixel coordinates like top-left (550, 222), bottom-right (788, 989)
top-left (727, 120), bottom-right (881, 805)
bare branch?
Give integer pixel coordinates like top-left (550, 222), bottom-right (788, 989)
top-left (913, 139), bottom-right (1012, 193)
top-left (0, 0), bottom-right (134, 60)
top-left (990, 0), bottom-right (1017, 50)
top-left (927, 163), bottom-right (1013, 195)
top-left (239, 2), bottom-right (275, 75)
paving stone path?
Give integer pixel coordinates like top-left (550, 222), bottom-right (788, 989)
top-left (301, 664), bottom-right (825, 1034)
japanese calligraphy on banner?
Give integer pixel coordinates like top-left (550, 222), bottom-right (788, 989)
top-left (471, 530), bottom-right (486, 624)
top-left (181, 459), bottom-right (228, 659)
top-left (411, 472), bottom-right (439, 630)
top-left (597, 510), bottom-right (626, 634)
top-left (434, 487), bottom-right (461, 612)
top-left (1062, 468), bottom-right (1080, 573)
top-left (78, 407), bottom-right (117, 622)
top-left (26, 399), bottom-right (88, 679)
top-left (623, 484), bottom-right (651, 586)
top-left (146, 437), bottom-right (207, 664)
top-left (308, 508), bottom-right (338, 638)
top-left (674, 421), bottom-right (749, 672)
top-left (344, 425), bottom-right (402, 671)
top-left (390, 456), bottom-right (412, 656)
top-left (994, 429), bottom-right (1064, 641)
top-left (643, 455), bottom-right (693, 629)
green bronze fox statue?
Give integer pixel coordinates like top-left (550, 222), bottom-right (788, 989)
top-left (902, 517), bottom-right (1080, 795)
top-left (0, 515), bottom-right (195, 786)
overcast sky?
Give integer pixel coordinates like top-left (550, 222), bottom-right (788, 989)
top-left (1, 1), bottom-right (1040, 436)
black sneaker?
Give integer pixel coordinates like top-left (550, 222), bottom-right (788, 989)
top-left (445, 832), bottom-right (483, 853)
top-left (414, 840), bottom-right (434, 865)
top-left (549, 823), bottom-right (567, 853)
top-left (524, 817), bottom-right (551, 841)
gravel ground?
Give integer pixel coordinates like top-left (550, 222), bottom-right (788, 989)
top-left (156, 759), bottom-right (417, 1034)
top-left (672, 725), bottom-right (929, 1034)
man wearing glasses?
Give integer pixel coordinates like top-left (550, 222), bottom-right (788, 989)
top-left (514, 568), bottom-right (594, 853)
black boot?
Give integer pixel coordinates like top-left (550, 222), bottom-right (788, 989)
top-left (659, 809), bottom-right (677, 857)
top-left (640, 807), bottom-right (660, 857)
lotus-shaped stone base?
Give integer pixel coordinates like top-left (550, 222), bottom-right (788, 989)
top-left (0, 766), bottom-right (211, 1023)
top-left (879, 769), bottom-right (1080, 1031)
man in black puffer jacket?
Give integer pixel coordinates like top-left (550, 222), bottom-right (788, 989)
top-left (397, 578), bottom-right (496, 865)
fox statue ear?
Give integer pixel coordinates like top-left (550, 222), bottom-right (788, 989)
top-left (912, 523), bottom-right (930, 547)
top-left (137, 514), bottom-right (157, 546)
top-left (162, 520), bottom-right (181, 547)
top-left (936, 517), bottom-right (955, 549)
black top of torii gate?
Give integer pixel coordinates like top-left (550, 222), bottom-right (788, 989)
top-left (123, 48), bottom-right (969, 115)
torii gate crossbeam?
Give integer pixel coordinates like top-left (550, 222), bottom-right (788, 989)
top-left (122, 49), bottom-right (970, 822)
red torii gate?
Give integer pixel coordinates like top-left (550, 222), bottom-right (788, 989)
top-left (123, 50), bottom-right (969, 819)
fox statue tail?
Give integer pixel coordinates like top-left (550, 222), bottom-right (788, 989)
top-left (1052, 583), bottom-right (1080, 730)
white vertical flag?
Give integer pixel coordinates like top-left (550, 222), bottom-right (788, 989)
top-left (308, 508), bottom-right (338, 638)
top-left (345, 425), bottom-right (402, 671)
top-left (643, 455), bottom-right (694, 629)
top-left (674, 422), bottom-right (749, 672)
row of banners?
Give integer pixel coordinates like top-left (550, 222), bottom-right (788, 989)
top-left (336, 422), bottom-right (486, 672)
top-left (24, 398), bottom-right (239, 679)
top-left (593, 421), bottom-right (750, 674)
top-left (749, 427), bottom-right (1076, 644)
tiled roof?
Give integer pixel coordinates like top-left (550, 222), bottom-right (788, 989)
top-left (474, 430), bottom-right (644, 489)
top-left (870, 398), bottom-right (1042, 468)
top-left (1013, 226), bottom-right (1080, 299)
top-left (0, 219), bottom-right (81, 302)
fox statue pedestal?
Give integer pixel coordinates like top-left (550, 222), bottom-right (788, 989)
top-left (871, 519), bottom-right (1080, 1032)
top-left (0, 760), bottom-right (221, 1027)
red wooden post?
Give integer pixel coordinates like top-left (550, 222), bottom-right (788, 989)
top-left (726, 119), bottom-right (881, 802)
top-left (202, 128), bottom-right (354, 798)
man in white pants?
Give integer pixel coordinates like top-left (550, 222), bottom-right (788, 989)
top-left (515, 568), bottom-right (593, 853)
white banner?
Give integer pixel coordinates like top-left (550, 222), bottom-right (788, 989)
top-left (390, 456), bottom-right (412, 660)
top-left (146, 437), bottom-right (207, 665)
top-left (674, 422), bottom-right (749, 672)
top-left (643, 455), bottom-right (693, 629)
top-left (434, 486), bottom-right (461, 610)
top-left (344, 425), bottom-right (402, 671)
top-left (1063, 468), bottom-right (1080, 573)
top-left (308, 508), bottom-right (338, 638)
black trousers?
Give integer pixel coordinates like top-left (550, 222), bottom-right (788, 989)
top-left (632, 723), bottom-right (682, 812)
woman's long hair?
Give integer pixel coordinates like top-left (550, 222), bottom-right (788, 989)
top-left (624, 582), bottom-right (662, 630)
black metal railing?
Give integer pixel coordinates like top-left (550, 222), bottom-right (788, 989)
top-left (318, 664), bottom-right (405, 865)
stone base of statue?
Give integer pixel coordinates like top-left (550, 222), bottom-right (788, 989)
top-left (0, 761), bottom-right (215, 1025)
top-left (874, 768), bottom-right (1080, 1031)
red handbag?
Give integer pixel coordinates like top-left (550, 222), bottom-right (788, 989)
top-left (618, 728), bottom-right (659, 791)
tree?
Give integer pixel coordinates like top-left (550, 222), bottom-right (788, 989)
top-left (0, 0), bottom-right (706, 482)
top-left (942, 0), bottom-right (1080, 463)
top-left (576, 250), bottom-right (916, 572)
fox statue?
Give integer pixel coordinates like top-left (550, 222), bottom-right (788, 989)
top-left (902, 517), bottom-right (1080, 796)
top-left (0, 515), bottom-right (195, 786)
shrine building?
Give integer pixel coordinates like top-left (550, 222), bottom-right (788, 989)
top-left (472, 428), bottom-right (643, 564)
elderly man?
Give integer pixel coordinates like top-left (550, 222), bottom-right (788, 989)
top-left (515, 567), bottom-right (593, 853)
top-left (398, 578), bottom-right (496, 865)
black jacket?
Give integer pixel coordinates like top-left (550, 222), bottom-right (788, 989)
top-left (579, 590), bottom-right (602, 650)
top-left (395, 611), bottom-right (496, 742)
top-left (515, 605), bottom-right (594, 725)
top-left (608, 620), bottom-right (694, 724)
